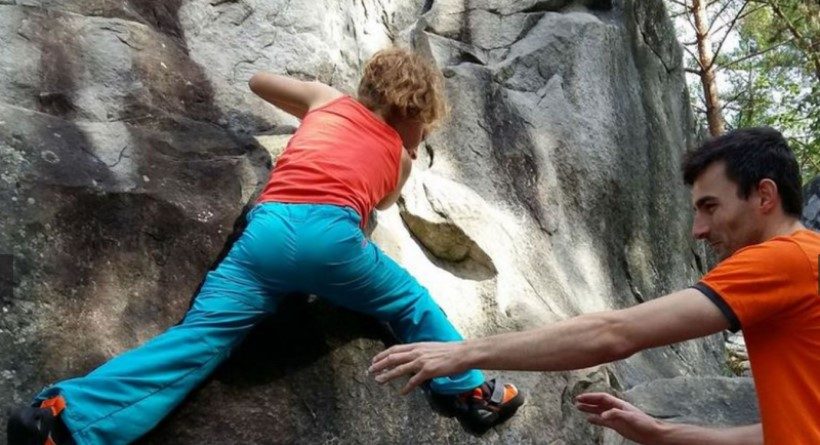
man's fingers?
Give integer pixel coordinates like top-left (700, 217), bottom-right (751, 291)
top-left (575, 402), bottom-right (608, 415)
top-left (401, 371), bottom-right (428, 395)
top-left (370, 350), bottom-right (419, 375)
top-left (372, 344), bottom-right (414, 364)
top-left (373, 360), bottom-right (420, 384)
top-left (601, 408), bottom-right (639, 425)
top-left (586, 414), bottom-right (605, 426)
top-left (575, 392), bottom-right (628, 410)
top-left (370, 342), bottom-right (457, 396)
top-left (575, 392), bottom-right (617, 404)
top-left (586, 408), bottom-right (631, 428)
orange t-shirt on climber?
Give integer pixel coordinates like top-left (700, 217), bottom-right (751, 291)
top-left (693, 229), bottom-right (820, 444)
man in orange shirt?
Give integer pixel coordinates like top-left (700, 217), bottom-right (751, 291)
top-left (370, 127), bottom-right (820, 444)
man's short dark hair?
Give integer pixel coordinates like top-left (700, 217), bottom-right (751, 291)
top-left (682, 127), bottom-right (803, 217)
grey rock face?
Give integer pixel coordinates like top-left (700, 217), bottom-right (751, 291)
top-left (625, 376), bottom-right (759, 426)
top-left (802, 175), bottom-right (820, 230)
top-left (1, 0), bottom-right (743, 443)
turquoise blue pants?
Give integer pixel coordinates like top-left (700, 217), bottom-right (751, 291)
top-left (35, 202), bottom-right (485, 445)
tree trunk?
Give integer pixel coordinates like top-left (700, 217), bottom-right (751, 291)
top-left (693, 0), bottom-right (726, 135)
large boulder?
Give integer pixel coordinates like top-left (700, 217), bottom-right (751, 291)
top-left (802, 175), bottom-right (820, 230)
top-left (1, 0), bottom-right (735, 443)
top-left (623, 377), bottom-right (758, 427)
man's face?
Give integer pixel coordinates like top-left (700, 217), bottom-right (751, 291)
top-left (691, 162), bottom-right (763, 260)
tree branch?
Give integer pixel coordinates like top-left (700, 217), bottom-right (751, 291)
top-left (667, 0), bottom-right (691, 9)
top-left (721, 89), bottom-right (747, 109)
top-left (710, 5), bottom-right (766, 35)
top-left (717, 37), bottom-right (796, 70)
top-left (766, 0), bottom-right (820, 81)
top-left (710, 0), bottom-right (750, 64)
top-left (705, 0), bottom-right (734, 36)
top-left (683, 44), bottom-right (705, 69)
top-left (684, 7), bottom-right (698, 29)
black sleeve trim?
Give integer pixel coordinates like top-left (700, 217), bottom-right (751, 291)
top-left (692, 282), bottom-right (741, 333)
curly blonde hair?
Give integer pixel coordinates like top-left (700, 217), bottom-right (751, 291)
top-left (357, 47), bottom-right (448, 129)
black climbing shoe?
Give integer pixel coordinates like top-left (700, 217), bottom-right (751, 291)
top-left (428, 378), bottom-right (525, 434)
top-left (7, 396), bottom-right (73, 445)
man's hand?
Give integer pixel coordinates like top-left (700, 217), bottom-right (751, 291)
top-left (576, 393), bottom-right (764, 445)
top-left (368, 341), bottom-right (469, 395)
top-left (575, 393), bottom-right (663, 443)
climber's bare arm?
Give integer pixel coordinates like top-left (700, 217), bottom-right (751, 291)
top-left (249, 73), bottom-right (343, 119)
top-left (376, 147), bottom-right (413, 210)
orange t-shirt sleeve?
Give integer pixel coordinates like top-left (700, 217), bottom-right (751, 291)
top-left (693, 239), bottom-right (814, 332)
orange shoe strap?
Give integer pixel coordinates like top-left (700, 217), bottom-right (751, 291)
top-left (40, 395), bottom-right (66, 417)
top-left (501, 384), bottom-right (519, 403)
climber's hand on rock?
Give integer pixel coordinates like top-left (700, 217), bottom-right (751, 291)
top-left (369, 341), bottom-right (468, 395)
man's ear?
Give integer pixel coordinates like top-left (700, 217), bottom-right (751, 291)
top-left (757, 178), bottom-right (780, 214)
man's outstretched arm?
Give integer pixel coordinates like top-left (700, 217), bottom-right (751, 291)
top-left (369, 288), bottom-right (730, 394)
top-left (575, 392), bottom-right (762, 445)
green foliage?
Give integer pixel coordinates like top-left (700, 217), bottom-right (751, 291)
top-left (670, 0), bottom-right (820, 183)
top-left (720, 0), bottom-right (819, 183)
